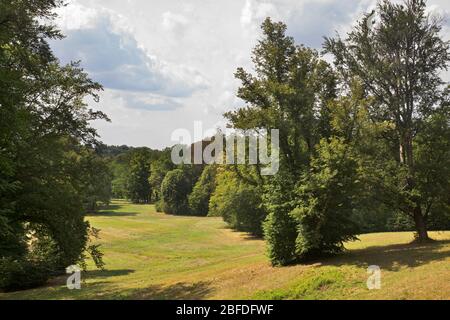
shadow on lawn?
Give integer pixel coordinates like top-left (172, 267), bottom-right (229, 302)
top-left (126, 281), bottom-right (214, 300)
top-left (87, 204), bottom-right (138, 217)
top-left (328, 239), bottom-right (450, 271)
top-left (62, 281), bottom-right (214, 300)
top-left (85, 269), bottom-right (135, 278)
top-left (46, 269), bottom-right (135, 285)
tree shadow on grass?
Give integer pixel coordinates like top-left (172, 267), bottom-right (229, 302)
top-left (86, 203), bottom-right (138, 217)
top-left (60, 280), bottom-right (215, 300)
top-left (45, 269), bottom-right (135, 288)
top-left (89, 211), bottom-right (138, 217)
top-left (85, 269), bottom-right (135, 279)
top-left (326, 240), bottom-right (450, 271)
top-left (88, 208), bottom-right (138, 217)
top-left (218, 226), bottom-right (263, 241)
top-left (126, 281), bottom-right (214, 300)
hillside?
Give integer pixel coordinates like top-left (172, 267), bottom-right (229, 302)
top-left (1, 200), bottom-right (448, 300)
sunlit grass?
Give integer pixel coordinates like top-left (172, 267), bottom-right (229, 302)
top-left (1, 200), bottom-right (448, 300)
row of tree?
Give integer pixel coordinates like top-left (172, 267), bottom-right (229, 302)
top-left (107, 146), bottom-right (268, 236)
top-left (229, 0), bottom-right (450, 265)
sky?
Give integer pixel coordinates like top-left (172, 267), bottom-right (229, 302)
top-left (50, 0), bottom-right (450, 149)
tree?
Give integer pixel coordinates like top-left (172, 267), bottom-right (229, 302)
top-left (161, 168), bottom-right (194, 215)
top-left (226, 18), bottom-right (339, 265)
top-left (78, 149), bottom-right (113, 212)
top-left (127, 149), bottom-right (152, 203)
top-left (225, 18), bottom-right (336, 174)
top-left (324, 0), bottom-right (450, 241)
top-left (0, 0), bottom-right (107, 290)
top-left (149, 148), bottom-right (175, 202)
top-left (188, 165), bottom-right (217, 216)
top-left (209, 168), bottom-right (267, 236)
top-left (290, 138), bottom-right (361, 260)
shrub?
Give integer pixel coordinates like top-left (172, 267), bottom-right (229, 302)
top-left (0, 258), bottom-right (50, 292)
top-left (161, 169), bottom-right (193, 215)
top-left (290, 139), bottom-right (360, 260)
top-left (263, 172), bottom-right (299, 266)
top-left (265, 139), bottom-right (361, 265)
top-left (154, 200), bottom-right (164, 213)
top-left (263, 209), bottom-right (298, 265)
top-left (209, 170), bottom-right (267, 236)
top-left (188, 165), bottom-right (217, 216)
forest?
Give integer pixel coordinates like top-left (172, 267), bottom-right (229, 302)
top-left (0, 0), bottom-right (449, 296)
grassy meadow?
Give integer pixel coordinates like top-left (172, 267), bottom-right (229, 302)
top-left (1, 200), bottom-right (449, 300)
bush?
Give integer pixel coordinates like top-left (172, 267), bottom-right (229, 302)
top-left (154, 200), bottom-right (164, 213)
top-left (161, 168), bottom-right (193, 215)
top-left (209, 170), bottom-right (267, 236)
top-left (0, 258), bottom-right (51, 292)
top-left (264, 139), bottom-right (361, 265)
top-left (351, 206), bottom-right (392, 233)
top-left (290, 139), bottom-right (360, 260)
top-left (188, 165), bottom-right (217, 216)
top-left (262, 172), bottom-right (299, 266)
top-left (263, 209), bottom-right (298, 265)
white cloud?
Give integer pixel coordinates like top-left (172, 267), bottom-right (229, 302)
top-left (50, 0), bottom-right (450, 149)
top-left (162, 11), bottom-right (189, 33)
top-left (52, 1), bottom-right (208, 98)
top-left (241, 0), bottom-right (278, 28)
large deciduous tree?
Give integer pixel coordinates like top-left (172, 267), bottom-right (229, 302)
top-left (0, 0), bottom-right (109, 290)
top-left (226, 18), bottom-right (342, 265)
top-left (324, 0), bottom-right (450, 241)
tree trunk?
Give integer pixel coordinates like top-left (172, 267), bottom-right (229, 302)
top-left (413, 205), bottom-right (429, 242)
top-left (400, 131), bottom-right (430, 242)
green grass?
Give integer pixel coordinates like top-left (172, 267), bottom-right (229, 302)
top-left (1, 200), bottom-right (449, 300)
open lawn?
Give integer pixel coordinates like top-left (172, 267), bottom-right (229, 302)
top-left (1, 200), bottom-right (449, 300)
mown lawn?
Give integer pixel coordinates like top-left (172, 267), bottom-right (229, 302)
top-left (1, 200), bottom-right (449, 300)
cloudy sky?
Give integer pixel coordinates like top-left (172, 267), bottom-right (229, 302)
top-left (51, 0), bottom-right (450, 149)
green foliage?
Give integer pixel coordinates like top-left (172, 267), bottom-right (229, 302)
top-left (161, 168), bottom-right (194, 215)
top-left (351, 206), bottom-right (392, 234)
top-left (263, 172), bottom-right (300, 266)
top-left (209, 169), bottom-right (267, 236)
top-left (188, 165), bottom-right (217, 216)
top-left (110, 157), bottom-right (131, 199)
top-left (105, 146), bottom-right (172, 202)
top-left (78, 149), bottom-right (112, 211)
top-left (290, 138), bottom-right (361, 260)
top-left (225, 18), bottom-right (336, 174)
top-left (100, 146), bottom-right (131, 200)
top-left (0, 0), bottom-right (108, 290)
top-left (148, 148), bottom-right (175, 202)
top-left (324, 0), bottom-right (450, 241)
top-left (154, 200), bottom-right (164, 213)
top-left (78, 227), bottom-right (105, 271)
top-left (239, 2), bottom-right (450, 265)
top-left (126, 148), bottom-right (153, 203)
top-left (0, 258), bottom-right (51, 292)
top-left (227, 17), bottom-right (346, 265)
